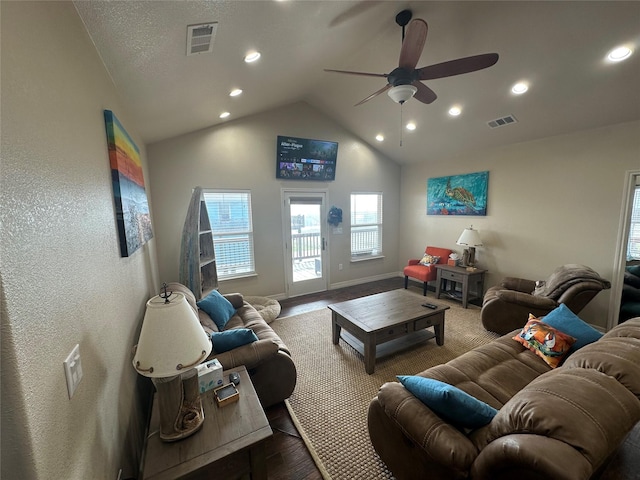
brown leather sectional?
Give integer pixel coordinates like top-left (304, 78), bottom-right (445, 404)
top-left (368, 318), bottom-right (640, 480)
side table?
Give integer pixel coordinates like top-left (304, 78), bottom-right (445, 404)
top-left (435, 264), bottom-right (486, 308)
top-left (141, 365), bottom-right (272, 480)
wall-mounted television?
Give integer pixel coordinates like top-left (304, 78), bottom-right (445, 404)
top-left (276, 135), bottom-right (338, 181)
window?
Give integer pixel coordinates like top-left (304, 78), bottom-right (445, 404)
top-left (350, 193), bottom-right (383, 259)
top-left (628, 186), bottom-right (640, 261)
top-left (203, 190), bottom-right (255, 279)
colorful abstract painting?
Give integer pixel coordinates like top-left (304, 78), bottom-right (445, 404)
top-left (104, 110), bottom-right (153, 256)
top-left (427, 171), bottom-right (489, 216)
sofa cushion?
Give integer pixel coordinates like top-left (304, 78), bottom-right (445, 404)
top-left (197, 290), bottom-right (236, 330)
top-left (512, 316), bottom-right (576, 368)
top-left (563, 335), bottom-right (640, 399)
top-left (541, 303), bottom-right (602, 352)
top-left (211, 328), bottom-right (258, 353)
top-left (624, 270), bottom-right (640, 288)
top-left (397, 376), bottom-right (498, 429)
top-left (484, 368), bottom-right (640, 469)
top-left (627, 264), bottom-right (640, 278)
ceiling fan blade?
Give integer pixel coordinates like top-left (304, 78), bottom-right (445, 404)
top-left (399, 18), bottom-right (427, 70)
top-left (354, 84), bottom-right (391, 106)
top-left (417, 53), bottom-right (499, 80)
top-left (412, 81), bottom-right (437, 104)
top-left (324, 69), bottom-right (388, 78)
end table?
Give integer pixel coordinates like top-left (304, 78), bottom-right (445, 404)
top-left (141, 365), bottom-right (272, 480)
top-left (435, 264), bottom-right (486, 308)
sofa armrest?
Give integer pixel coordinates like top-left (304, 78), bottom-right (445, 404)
top-left (375, 381), bottom-right (478, 472)
top-left (500, 277), bottom-right (536, 293)
top-left (495, 290), bottom-right (558, 310)
top-left (407, 259), bottom-right (420, 266)
top-left (210, 339), bottom-right (279, 371)
top-left (471, 435), bottom-right (593, 480)
top-left (223, 292), bottom-right (244, 309)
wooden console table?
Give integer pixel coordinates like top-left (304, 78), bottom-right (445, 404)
top-left (141, 366), bottom-right (272, 480)
top-left (435, 264), bottom-right (486, 308)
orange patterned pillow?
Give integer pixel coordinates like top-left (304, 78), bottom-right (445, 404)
top-left (419, 254), bottom-right (440, 265)
top-left (513, 314), bottom-right (577, 368)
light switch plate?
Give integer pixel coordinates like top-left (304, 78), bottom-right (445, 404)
top-left (63, 344), bottom-right (83, 399)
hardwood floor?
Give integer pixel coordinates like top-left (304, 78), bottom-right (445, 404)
top-left (263, 277), bottom-right (640, 479)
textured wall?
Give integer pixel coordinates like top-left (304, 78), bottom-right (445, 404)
top-left (399, 121), bottom-right (640, 329)
top-left (1, 2), bottom-right (158, 478)
top-left (147, 101), bottom-right (401, 297)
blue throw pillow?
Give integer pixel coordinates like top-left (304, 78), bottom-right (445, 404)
top-left (211, 329), bottom-right (258, 353)
top-left (196, 290), bottom-right (236, 330)
top-left (397, 376), bottom-right (498, 429)
top-left (542, 304), bottom-right (603, 352)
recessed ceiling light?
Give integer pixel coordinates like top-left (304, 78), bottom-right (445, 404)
top-left (375, 134), bottom-right (384, 142)
top-left (229, 88), bottom-right (243, 97)
top-left (511, 82), bottom-right (529, 95)
top-left (448, 106), bottom-right (462, 116)
top-left (406, 122), bottom-right (416, 131)
top-left (244, 51), bottom-right (261, 63)
top-left (219, 112), bottom-right (230, 119)
top-left (607, 46), bottom-right (633, 62)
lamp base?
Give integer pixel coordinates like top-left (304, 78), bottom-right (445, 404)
top-left (153, 369), bottom-right (205, 442)
top-left (461, 247), bottom-right (477, 268)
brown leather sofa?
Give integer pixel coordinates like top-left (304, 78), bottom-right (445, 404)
top-left (168, 283), bottom-right (296, 408)
top-left (368, 318), bottom-right (640, 480)
top-left (481, 264), bottom-right (611, 334)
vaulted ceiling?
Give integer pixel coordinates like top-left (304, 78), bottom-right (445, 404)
top-left (74, 1), bottom-right (640, 164)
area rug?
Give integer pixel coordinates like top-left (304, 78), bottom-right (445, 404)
top-left (270, 295), bottom-right (499, 479)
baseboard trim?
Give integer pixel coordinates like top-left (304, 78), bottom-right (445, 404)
top-left (329, 271), bottom-right (402, 290)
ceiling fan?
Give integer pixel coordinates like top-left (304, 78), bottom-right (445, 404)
top-left (325, 10), bottom-right (499, 106)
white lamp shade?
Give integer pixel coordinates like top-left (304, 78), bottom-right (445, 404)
top-left (133, 292), bottom-right (212, 378)
top-left (456, 227), bottom-right (483, 247)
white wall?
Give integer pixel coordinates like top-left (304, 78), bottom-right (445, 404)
top-left (1, 3), bottom-right (159, 478)
top-left (400, 121), bottom-right (640, 328)
top-left (147, 101), bottom-right (401, 297)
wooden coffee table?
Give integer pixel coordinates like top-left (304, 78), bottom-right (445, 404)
top-left (141, 366), bottom-right (272, 480)
top-left (328, 289), bottom-right (449, 374)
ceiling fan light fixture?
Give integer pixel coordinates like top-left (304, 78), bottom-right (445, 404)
top-left (387, 84), bottom-right (417, 104)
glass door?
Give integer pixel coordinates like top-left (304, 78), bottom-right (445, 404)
top-left (283, 191), bottom-right (328, 297)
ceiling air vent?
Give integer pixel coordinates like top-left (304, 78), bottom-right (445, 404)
top-left (487, 114), bottom-right (518, 129)
top-left (186, 23), bottom-right (218, 56)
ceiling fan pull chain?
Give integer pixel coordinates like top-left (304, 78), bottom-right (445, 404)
top-left (399, 103), bottom-right (404, 147)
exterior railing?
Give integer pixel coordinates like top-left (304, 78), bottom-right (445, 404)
top-left (351, 226), bottom-right (380, 256)
top-left (291, 232), bottom-right (321, 261)
top-left (289, 228), bottom-right (380, 261)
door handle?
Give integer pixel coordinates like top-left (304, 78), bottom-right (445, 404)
top-left (322, 237), bottom-right (326, 250)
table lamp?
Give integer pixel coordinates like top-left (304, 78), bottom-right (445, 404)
top-left (133, 286), bottom-right (212, 442)
top-left (456, 225), bottom-right (483, 268)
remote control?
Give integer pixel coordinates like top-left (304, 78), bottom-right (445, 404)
top-left (422, 303), bottom-right (438, 309)
top-left (229, 372), bottom-right (240, 385)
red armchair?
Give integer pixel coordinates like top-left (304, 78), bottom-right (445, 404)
top-left (403, 246), bottom-right (453, 296)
